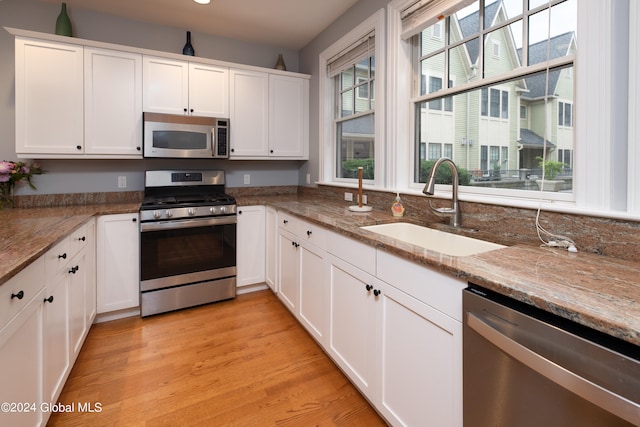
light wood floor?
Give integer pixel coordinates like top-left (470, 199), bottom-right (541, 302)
top-left (48, 290), bottom-right (387, 426)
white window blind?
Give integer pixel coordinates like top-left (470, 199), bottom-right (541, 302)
top-left (400, 0), bottom-right (475, 40)
top-left (327, 33), bottom-right (374, 78)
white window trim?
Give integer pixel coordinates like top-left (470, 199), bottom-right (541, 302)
top-left (386, 0), bottom-right (640, 220)
top-left (318, 9), bottom-right (386, 188)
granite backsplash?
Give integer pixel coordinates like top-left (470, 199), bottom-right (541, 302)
top-left (11, 185), bottom-right (640, 263)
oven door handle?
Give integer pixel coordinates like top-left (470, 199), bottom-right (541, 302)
top-left (140, 215), bottom-right (236, 232)
top-left (467, 311), bottom-right (640, 425)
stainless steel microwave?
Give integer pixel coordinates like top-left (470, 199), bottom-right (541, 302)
top-left (143, 112), bottom-right (229, 159)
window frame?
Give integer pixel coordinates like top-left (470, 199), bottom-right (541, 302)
top-left (318, 9), bottom-right (386, 188)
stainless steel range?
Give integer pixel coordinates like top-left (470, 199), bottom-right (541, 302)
top-left (139, 170), bottom-right (236, 317)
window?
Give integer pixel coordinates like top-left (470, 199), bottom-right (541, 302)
top-left (559, 101), bottom-right (573, 127)
top-left (335, 55), bottom-right (375, 180)
top-left (481, 87), bottom-right (508, 119)
top-left (408, 0), bottom-right (576, 195)
top-left (432, 21), bottom-right (442, 40)
top-left (319, 10), bottom-right (384, 187)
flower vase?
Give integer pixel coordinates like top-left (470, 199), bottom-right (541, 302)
top-left (0, 183), bottom-right (14, 209)
top-left (55, 2), bottom-right (73, 37)
top-left (182, 31), bottom-right (195, 56)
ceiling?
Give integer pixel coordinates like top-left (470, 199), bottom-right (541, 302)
top-left (38, 0), bottom-right (360, 50)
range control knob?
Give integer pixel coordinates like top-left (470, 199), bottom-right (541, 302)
top-left (210, 206), bottom-right (220, 215)
top-left (165, 210), bottom-right (173, 218)
top-left (220, 206), bottom-right (227, 214)
top-left (152, 211), bottom-right (161, 219)
top-left (187, 208), bottom-right (196, 216)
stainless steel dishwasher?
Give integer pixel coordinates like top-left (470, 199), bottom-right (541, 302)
top-left (463, 284), bottom-right (640, 427)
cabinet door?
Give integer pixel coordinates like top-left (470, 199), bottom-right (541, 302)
top-left (0, 288), bottom-right (44, 427)
top-left (265, 207), bottom-right (277, 291)
top-left (236, 206), bottom-right (266, 288)
top-left (327, 253), bottom-right (379, 397)
top-left (15, 37), bottom-right (84, 155)
top-left (85, 47), bottom-right (143, 156)
top-left (298, 241), bottom-right (326, 343)
top-left (277, 231), bottom-right (299, 313)
top-left (68, 251), bottom-right (88, 359)
top-left (42, 274), bottom-right (70, 407)
top-left (229, 69), bottom-right (269, 157)
top-left (143, 56), bottom-right (189, 115)
top-left (189, 63), bottom-right (229, 117)
top-left (269, 74), bottom-right (308, 158)
top-left (378, 283), bottom-right (463, 427)
top-left (97, 214), bottom-right (140, 313)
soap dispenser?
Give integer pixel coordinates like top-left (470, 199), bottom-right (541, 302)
top-left (391, 193), bottom-right (405, 217)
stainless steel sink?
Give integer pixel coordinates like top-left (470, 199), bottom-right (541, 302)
top-left (361, 222), bottom-right (506, 257)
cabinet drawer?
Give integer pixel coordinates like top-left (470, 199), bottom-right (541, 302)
top-left (298, 220), bottom-right (327, 250)
top-left (45, 237), bottom-right (71, 277)
top-left (327, 230), bottom-right (376, 275)
top-left (377, 251), bottom-right (465, 321)
top-left (278, 212), bottom-right (300, 235)
top-left (0, 257), bottom-right (45, 331)
top-left (66, 221), bottom-right (92, 260)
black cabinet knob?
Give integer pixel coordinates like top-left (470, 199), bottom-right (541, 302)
top-left (132, 218), bottom-right (137, 222)
top-left (69, 265), bottom-right (79, 274)
top-left (365, 284), bottom-right (373, 291)
top-left (11, 290), bottom-right (24, 300)
top-left (306, 230), bottom-right (312, 236)
top-left (44, 296), bottom-right (54, 303)
top-left (374, 289), bottom-right (381, 296)
top-left (58, 253), bottom-right (67, 260)
top-left (136, 146), bottom-right (141, 151)
top-left (76, 145), bottom-right (82, 150)
top-left (283, 220), bottom-right (288, 224)
top-left (78, 236), bottom-right (86, 242)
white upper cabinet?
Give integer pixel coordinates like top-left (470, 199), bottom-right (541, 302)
top-left (15, 37), bottom-right (84, 155)
top-left (189, 62), bottom-right (229, 118)
top-left (230, 69), bottom-right (309, 159)
top-left (143, 56), bottom-right (229, 118)
top-left (269, 74), bottom-right (309, 158)
top-left (84, 47), bottom-right (143, 157)
top-left (229, 68), bottom-right (270, 157)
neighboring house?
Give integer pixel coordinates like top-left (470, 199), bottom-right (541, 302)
top-left (417, 0), bottom-right (575, 187)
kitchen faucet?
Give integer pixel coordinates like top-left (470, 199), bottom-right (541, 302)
top-left (423, 157), bottom-right (462, 228)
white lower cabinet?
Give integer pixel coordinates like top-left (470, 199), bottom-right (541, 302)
top-left (276, 213), bottom-right (328, 342)
top-left (97, 213), bottom-right (140, 314)
top-left (236, 206), bottom-right (266, 289)
top-left (0, 220), bottom-right (96, 426)
top-left (271, 210), bottom-right (464, 427)
top-left (0, 259), bottom-right (45, 427)
top-left (326, 253), bottom-right (379, 396)
top-left (265, 207), bottom-right (277, 291)
top-left (42, 272), bottom-right (70, 407)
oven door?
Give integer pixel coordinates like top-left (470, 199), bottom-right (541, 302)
top-left (140, 216), bottom-right (236, 292)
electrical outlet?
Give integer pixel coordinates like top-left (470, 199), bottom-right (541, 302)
top-left (117, 176), bottom-right (127, 188)
top-left (244, 174), bottom-right (250, 185)
top-left (344, 192), bottom-right (353, 202)
top-left (356, 194), bottom-right (368, 204)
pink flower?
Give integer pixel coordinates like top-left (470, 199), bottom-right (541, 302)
top-left (0, 161), bottom-right (15, 174)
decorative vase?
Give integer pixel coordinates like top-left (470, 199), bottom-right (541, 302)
top-left (182, 31), bottom-right (195, 56)
top-left (0, 183), bottom-right (14, 209)
top-left (274, 53), bottom-right (286, 71)
top-left (55, 2), bottom-right (72, 37)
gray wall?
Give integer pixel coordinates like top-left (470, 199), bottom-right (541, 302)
top-left (0, 0), bottom-right (302, 194)
top-left (298, 0), bottom-right (391, 187)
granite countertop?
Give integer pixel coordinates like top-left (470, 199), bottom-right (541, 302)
top-left (2, 196), bottom-right (639, 348)
top-left (0, 203), bottom-right (139, 286)
top-left (248, 196), bottom-right (640, 347)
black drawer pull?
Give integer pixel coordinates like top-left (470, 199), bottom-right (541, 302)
top-left (58, 253), bottom-right (67, 260)
top-left (44, 296), bottom-right (54, 303)
top-left (11, 290), bottom-right (24, 300)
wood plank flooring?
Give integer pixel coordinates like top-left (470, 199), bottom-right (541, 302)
top-left (48, 290), bottom-right (387, 426)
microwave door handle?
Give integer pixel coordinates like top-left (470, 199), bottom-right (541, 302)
top-left (211, 127), bottom-right (216, 156)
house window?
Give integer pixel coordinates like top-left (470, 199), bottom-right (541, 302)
top-left (410, 0), bottom-right (576, 195)
top-left (432, 21), bottom-right (442, 40)
top-left (482, 87), bottom-right (508, 119)
top-left (559, 101), bottom-right (573, 127)
top-left (335, 55), bottom-right (375, 180)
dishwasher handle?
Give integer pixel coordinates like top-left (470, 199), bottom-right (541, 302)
top-left (467, 311), bottom-right (640, 425)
